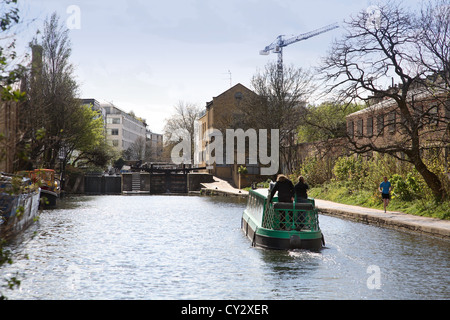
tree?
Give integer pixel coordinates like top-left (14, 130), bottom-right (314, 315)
top-left (123, 136), bottom-right (146, 161)
top-left (241, 63), bottom-right (315, 174)
top-left (319, 0), bottom-right (449, 200)
top-left (416, 0), bottom-right (450, 91)
top-left (19, 12), bottom-right (80, 170)
top-left (298, 102), bottom-right (363, 143)
top-left (163, 101), bottom-right (202, 163)
top-left (0, 0), bottom-right (24, 102)
top-left (0, 0), bottom-right (26, 174)
top-left (0, 0), bottom-right (26, 299)
top-left (67, 104), bottom-right (115, 168)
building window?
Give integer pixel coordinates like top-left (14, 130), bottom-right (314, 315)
top-left (112, 140), bottom-right (119, 147)
top-left (445, 146), bottom-right (449, 172)
top-left (399, 112), bottom-right (407, 134)
top-left (388, 111), bottom-right (396, 134)
top-left (412, 104), bottom-right (423, 123)
top-left (445, 99), bottom-right (450, 119)
top-left (429, 105), bottom-right (439, 126)
top-left (108, 128), bottom-right (119, 135)
top-left (348, 121), bottom-right (354, 138)
top-left (367, 117), bottom-right (373, 137)
top-left (107, 117), bottom-right (121, 124)
top-left (377, 114), bottom-right (384, 135)
top-left (356, 119), bottom-right (363, 137)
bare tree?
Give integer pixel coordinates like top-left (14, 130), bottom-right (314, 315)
top-left (319, 0), bottom-right (449, 200)
top-left (416, 0), bottom-right (450, 91)
top-left (163, 101), bottom-right (202, 163)
top-left (241, 63), bottom-right (315, 174)
top-left (124, 136), bottom-right (146, 161)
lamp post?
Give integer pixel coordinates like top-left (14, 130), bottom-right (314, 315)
top-left (58, 146), bottom-right (67, 196)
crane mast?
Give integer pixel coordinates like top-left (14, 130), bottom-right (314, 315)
top-left (260, 23), bottom-right (339, 80)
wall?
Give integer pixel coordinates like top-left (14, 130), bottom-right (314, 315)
top-left (187, 173), bottom-right (214, 191)
top-left (84, 175), bottom-right (122, 195)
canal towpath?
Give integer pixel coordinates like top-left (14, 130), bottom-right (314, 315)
top-left (199, 177), bottom-right (450, 241)
top-left (200, 176), bottom-right (249, 196)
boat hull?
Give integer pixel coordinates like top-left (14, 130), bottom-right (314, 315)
top-left (0, 189), bottom-right (41, 239)
top-left (40, 189), bottom-right (58, 207)
top-left (241, 188), bottom-right (324, 251)
top-left (242, 215), bottom-right (323, 251)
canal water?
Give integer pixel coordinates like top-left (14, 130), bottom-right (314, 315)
top-left (1, 195), bottom-right (449, 300)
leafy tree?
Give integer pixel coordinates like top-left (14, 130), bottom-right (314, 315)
top-left (298, 102), bottom-right (363, 142)
top-left (19, 12), bottom-right (79, 170)
top-left (0, 0), bottom-right (25, 300)
top-left (0, 0), bottom-right (24, 102)
top-left (67, 104), bottom-right (115, 168)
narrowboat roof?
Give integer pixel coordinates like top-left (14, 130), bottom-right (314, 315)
top-left (249, 188), bottom-right (270, 199)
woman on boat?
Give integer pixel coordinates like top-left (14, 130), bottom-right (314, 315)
top-left (294, 176), bottom-right (309, 203)
top-left (270, 174), bottom-right (294, 203)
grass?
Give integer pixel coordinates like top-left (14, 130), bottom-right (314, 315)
top-left (309, 182), bottom-right (450, 220)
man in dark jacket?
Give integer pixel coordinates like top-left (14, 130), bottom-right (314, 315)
top-left (270, 174), bottom-right (294, 203)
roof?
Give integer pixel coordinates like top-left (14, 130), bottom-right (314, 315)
top-left (347, 87), bottom-right (448, 118)
top-left (205, 83), bottom-right (254, 109)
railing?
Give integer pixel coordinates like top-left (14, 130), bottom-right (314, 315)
top-left (262, 201), bottom-right (320, 232)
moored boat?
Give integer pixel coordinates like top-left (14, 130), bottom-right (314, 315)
top-left (242, 188), bottom-right (324, 250)
top-left (0, 173), bottom-right (41, 239)
top-left (19, 169), bottom-right (60, 207)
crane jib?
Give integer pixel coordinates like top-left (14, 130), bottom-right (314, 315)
top-left (260, 23), bottom-right (339, 53)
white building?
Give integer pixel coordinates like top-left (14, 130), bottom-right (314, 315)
top-left (101, 103), bottom-right (147, 153)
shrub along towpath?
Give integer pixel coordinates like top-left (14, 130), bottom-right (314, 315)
top-left (315, 199), bottom-right (450, 241)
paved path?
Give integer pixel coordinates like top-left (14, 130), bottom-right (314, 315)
top-left (200, 176), bottom-right (249, 197)
top-left (315, 199), bottom-right (450, 240)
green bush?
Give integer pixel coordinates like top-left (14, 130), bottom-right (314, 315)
top-left (333, 156), bottom-right (356, 181)
top-left (390, 173), bottom-right (425, 201)
top-left (291, 156), bottom-right (333, 187)
top-left (296, 152), bottom-right (449, 218)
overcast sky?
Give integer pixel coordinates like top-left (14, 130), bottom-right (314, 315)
top-left (15, 0), bottom-right (420, 133)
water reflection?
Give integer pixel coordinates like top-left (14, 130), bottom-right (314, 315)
top-left (1, 195), bottom-right (449, 300)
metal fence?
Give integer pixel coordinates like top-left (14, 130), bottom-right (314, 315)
top-left (262, 202), bottom-right (320, 231)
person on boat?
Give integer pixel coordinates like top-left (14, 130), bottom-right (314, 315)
top-left (294, 176), bottom-right (309, 203)
top-left (270, 174), bottom-right (294, 203)
top-left (379, 176), bottom-right (392, 213)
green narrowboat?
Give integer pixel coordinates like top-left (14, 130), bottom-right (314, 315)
top-left (242, 188), bottom-right (324, 250)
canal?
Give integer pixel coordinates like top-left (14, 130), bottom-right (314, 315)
top-left (1, 195), bottom-right (449, 300)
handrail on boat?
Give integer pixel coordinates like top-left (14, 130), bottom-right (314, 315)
top-left (246, 189), bottom-right (320, 232)
top-left (263, 201), bottom-right (320, 232)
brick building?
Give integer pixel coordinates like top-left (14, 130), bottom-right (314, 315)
top-left (197, 83), bottom-right (260, 187)
top-left (346, 88), bottom-right (449, 168)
